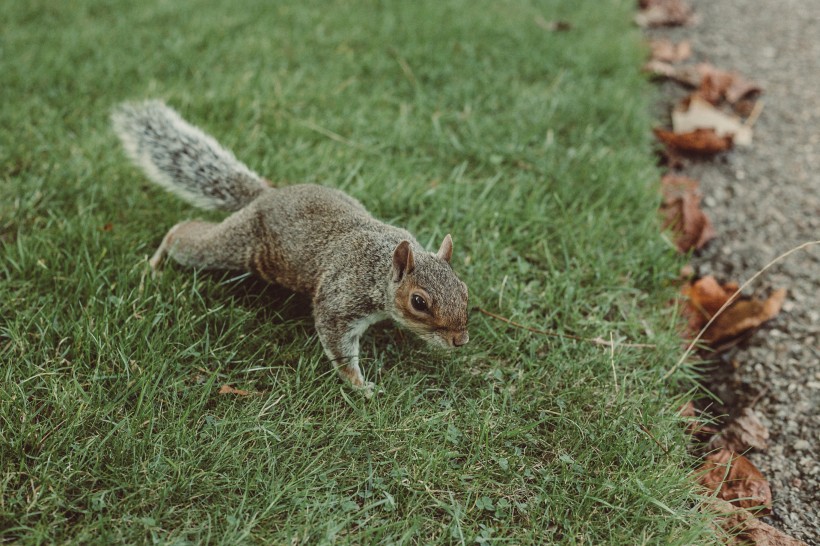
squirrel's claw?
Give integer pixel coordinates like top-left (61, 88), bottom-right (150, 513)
top-left (355, 381), bottom-right (380, 399)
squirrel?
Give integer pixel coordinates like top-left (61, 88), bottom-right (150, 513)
top-left (112, 100), bottom-right (469, 395)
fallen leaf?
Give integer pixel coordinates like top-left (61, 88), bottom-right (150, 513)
top-left (697, 449), bottom-right (772, 512)
top-left (733, 97), bottom-right (758, 118)
top-left (218, 384), bottom-right (252, 396)
top-left (643, 60), bottom-right (701, 86)
top-left (673, 96), bottom-right (753, 147)
top-left (696, 63), bottom-right (762, 105)
top-left (643, 62), bottom-right (762, 105)
top-left (678, 400), bottom-right (695, 418)
top-left (649, 39), bottom-right (692, 63)
top-left (707, 498), bottom-right (807, 545)
top-left (705, 288), bottom-right (786, 344)
top-left (635, 0), bottom-right (696, 27)
top-left (696, 71), bottom-right (735, 105)
top-left (660, 174), bottom-right (715, 252)
top-left (682, 276), bottom-right (739, 325)
top-left (654, 127), bottom-right (733, 155)
top-left (710, 408), bottom-right (770, 452)
top-left (681, 277), bottom-right (785, 344)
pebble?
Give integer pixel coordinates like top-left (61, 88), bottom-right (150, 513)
top-left (793, 440), bottom-right (810, 451)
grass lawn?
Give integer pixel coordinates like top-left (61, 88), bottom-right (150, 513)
top-left (1, 0), bottom-right (715, 543)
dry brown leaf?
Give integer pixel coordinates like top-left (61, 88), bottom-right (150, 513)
top-left (697, 63), bottom-right (762, 105)
top-left (706, 288), bottom-right (786, 344)
top-left (697, 449), bottom-right (772, 512)
top-left (218, 384), bottom-right (252, 396)
top-left (650, 39), bottom-right (692, 62)
top-left (696, 70), bottom-right (736, 105)
top-left (654, 127), bottom-right (733, 155)
top-left (660, 175), bottom-right (715, 252)
top-left (635, 0), bottom-right (696, 27)
top-left (673, 96), bottom-right (753, 147)
top-left (710, 408), bottom-right (770, 452)
top-left (708, 498), bottom-right (808, 545)
top-left (733, 98), bottom-right (758, 118)
top-left (678, 400), bottom-right (696, 418)
top-left (682, 275), bottom-right (739, 326)
top-left (681, 276), bottom-right (785, 344)
top-left (643, 60), bottom-right (701, 86)
top-left (644, 61), bottom-right (762, 105)
top-left (656, 145), bottom-right (687, 170)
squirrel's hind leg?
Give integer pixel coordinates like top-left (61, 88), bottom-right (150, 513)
top-left (149, 212), bottom-right (256, 272)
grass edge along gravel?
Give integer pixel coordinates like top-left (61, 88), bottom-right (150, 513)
top-left (0, 0), bottom-right (718, 543)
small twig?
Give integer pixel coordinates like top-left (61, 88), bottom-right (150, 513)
top-left (663, 240), bottom-right (820, 380)
top-left (38, 418), bottom-right (68, 448)
top-left (637, 422), bottom-right (670, 456)
top-left (477, 307), bottom-right (656, 349)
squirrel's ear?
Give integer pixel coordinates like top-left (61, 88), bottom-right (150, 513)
top-left (392, 240), bottom-right (415, 282)
top-left (437, 234), bottom-right (453, 263)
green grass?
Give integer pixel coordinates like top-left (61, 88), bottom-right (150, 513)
top-left (1, 0), bottom-right (715, 543)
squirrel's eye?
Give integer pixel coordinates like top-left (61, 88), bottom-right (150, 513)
top-left (411, 294), bottom-right (428, 312)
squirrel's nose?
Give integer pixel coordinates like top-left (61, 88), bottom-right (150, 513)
top-left (452, 331), bottom-right (469, 347)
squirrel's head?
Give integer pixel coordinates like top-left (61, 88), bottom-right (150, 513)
top-left (389, 235), bottom-right (469, 349)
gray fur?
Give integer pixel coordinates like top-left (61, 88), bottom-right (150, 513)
top-left (115, 100), bottom-right (469, 394)
top-left (112, 100), bottom-right (268, 211)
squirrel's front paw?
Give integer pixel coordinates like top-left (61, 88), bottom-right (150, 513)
top-left (354, 381), bottom-right (382, 399)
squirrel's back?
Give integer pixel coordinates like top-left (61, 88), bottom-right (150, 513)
top-left (111, 100), bottom-right (269, 211)
top-left (245, 184), bottom-right (416, 293)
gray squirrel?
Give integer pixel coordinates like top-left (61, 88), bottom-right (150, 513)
top-left (112, 100), bottom-right (469, 395)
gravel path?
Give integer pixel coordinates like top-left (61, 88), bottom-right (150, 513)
top-left (647, 1), bottom-right (819, 543)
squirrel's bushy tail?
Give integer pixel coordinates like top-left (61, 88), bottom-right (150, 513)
top-left (112, 100), bottom-right (268, 211)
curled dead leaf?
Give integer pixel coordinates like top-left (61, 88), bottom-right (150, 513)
top-left (636, 0), bottom-right (696, 28)
top-left (644, 61), bottom-right (762, 105)
top-left (643, 60), bottom-right (701, 86)
top-left (681, 276), bottom-right (785, 344)
top-left (678, 400), bottom-right (696, 418)
top-left (705, 288), bottom-right (786, 344)
top-left (654, 127), bottom-right (733, 155)
top-left (710, 408), bottom-right (770, 452)
top-left (682, 276), bottom-right (739, 323)
top-left (649, 39), bottom-right (692, 63)
top-left (697, 72), bottom-right (732, 105)
top-left (707, 498), bottom-right (807, 545)
top-left (660, 175), bottom-right (715, 252)
top-left (733, 98), bottom-right (758, 118)
top-left (696, 63), bottom-right (762, 105)
top-left (673, 96), bottom-right (753, 147)
top-left (697, 449), bottom-right (772, 513)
